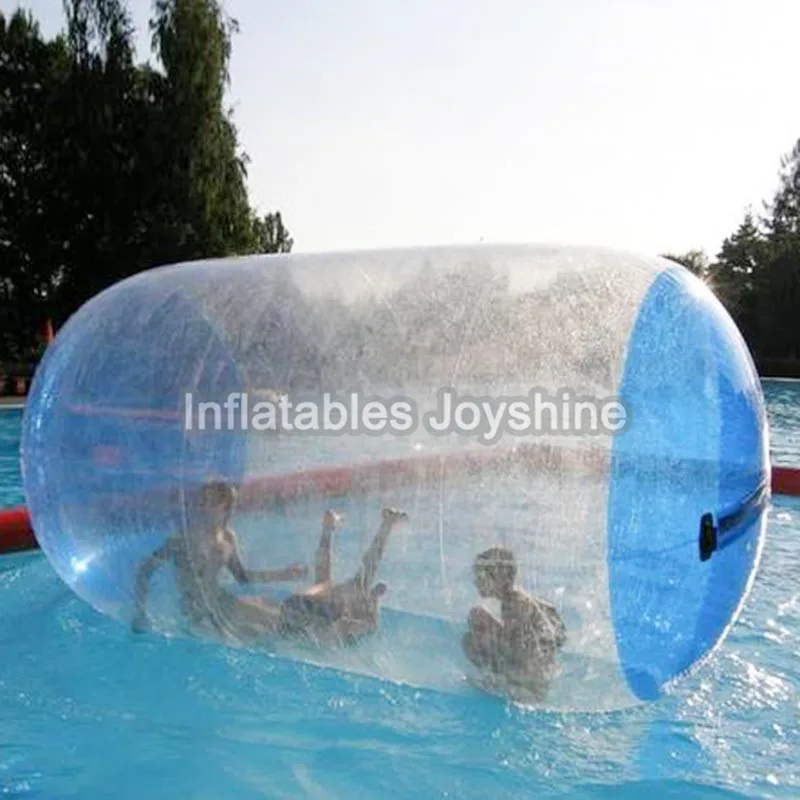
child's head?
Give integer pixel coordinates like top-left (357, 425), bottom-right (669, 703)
top-left (200, 481), bottom-right (237, 525)
top-left (473, 547), bottom-right (516, 598)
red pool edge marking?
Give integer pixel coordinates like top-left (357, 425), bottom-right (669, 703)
top-left (2, 456), bottom-right (799, 556)
top-left (773, 465), bottom-right (800, 496)
top-left (0, 507), bottom-right (38, 553)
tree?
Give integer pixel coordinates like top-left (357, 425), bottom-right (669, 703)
top-left (666, 137), bottom-right (800, 364)
top-left (661, 250), bottom-right (710, 279)
top-left (709, 211), bottom-right (768, 344)
top-left (0, 10), bottom-right (70, 357)
top-left (758, 139), bottom-right (800, 359)
top-left (1, 0), bottom-right (293, 365)
top-left (253, 211), bottom-right (293, 254)
top-left (150, 0), bottom-right (256, 260)
top-left (767, 139), bottom-right (800, 239)
top-left (49, 0), bottom-right (155, 316)
top-left (754, 242), bottom-right (800, 358)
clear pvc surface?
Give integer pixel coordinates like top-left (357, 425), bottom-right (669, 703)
top-left (21, 245), bottom-right (769, 711)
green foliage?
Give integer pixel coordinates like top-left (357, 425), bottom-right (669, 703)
top-left (708, 212), bottom-right (765, 345)
top-left (661, 250), bottom-right (710, 279)
top-left (768, 140), bottom-right (800, 240)
top-left (666, 142), bottom-right (800, 363)
top-left (253, 212), bottom-right (294, 254)
top-left (150, 0), bottom-right (254, 260)
top-left (3, 0), bottom-right (798, 370)
top-left (0, 0), bottom-right (292, 364)
top-left (0, 10), bottom-right (70, 353)
top-left (716, 144), bottom-right (800, 360)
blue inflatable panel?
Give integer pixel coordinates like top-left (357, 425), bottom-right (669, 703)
top-left (608, 267), bottom-right (767, 700)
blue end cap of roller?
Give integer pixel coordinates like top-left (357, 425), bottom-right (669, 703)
top-left (608, 265), bottom-right (768, 701)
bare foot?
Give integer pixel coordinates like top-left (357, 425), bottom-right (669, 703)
top-left (322, 510), bottom-right (343, 530)
top-left (382, 507), bottom-right (408, 524)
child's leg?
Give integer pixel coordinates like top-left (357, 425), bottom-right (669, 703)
top-left (315, 510), bottom-right (340, 584)
top-left (462, 607), bottom-right (504, 670)
top-left (352, 508), bottom-right (406, 590)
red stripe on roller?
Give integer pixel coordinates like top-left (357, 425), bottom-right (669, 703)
top-left (3, 454), bottom-right (799, 556)
top-left (236, 443), bottom-right (607, 511)
top-left (66, 403), bottom-right (182, 422)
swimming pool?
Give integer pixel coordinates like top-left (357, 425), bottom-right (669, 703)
top-left (1, 382), bottom-right (798, 799)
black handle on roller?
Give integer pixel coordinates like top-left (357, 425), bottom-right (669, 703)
top-left (698, 480), bottom-right (769, 562)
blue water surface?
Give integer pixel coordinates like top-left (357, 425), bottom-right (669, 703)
top-left (0, 382), bottom-right (799, 799)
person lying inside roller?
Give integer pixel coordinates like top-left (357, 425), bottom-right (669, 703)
top-left (131, 481), bottom-right (308, 636)
top-left (462, 547), bottom-right (566, 699)
top-left (132, 480), bottom-right (407, 646)
top-left (274, 506), bottom-right (408, 645)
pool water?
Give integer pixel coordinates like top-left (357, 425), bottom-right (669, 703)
top-left (0, 405), bottom-right (24, 509)
top-left (1, 383), bottom-right (799, 799)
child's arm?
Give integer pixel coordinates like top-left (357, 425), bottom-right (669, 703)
top-left (537, 599), bottom-right (567, 648)
top-left (224, 530), bottom-right (308, 585)
top-left (131, 539), bottom-right (175, 631)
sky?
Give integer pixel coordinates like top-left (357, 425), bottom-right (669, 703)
top-left (14, 0), bottom-right (800, 258)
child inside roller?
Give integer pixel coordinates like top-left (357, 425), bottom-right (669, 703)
top-left (462, 547), bottom-right (566, 700)
top-left (131, 481), bottom-right (307, 636)
top-left (131, 480), bottom-right (407, 647)
top-left (275, 507), bottom-right (408, 645)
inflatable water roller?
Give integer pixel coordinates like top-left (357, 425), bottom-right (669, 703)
top-left (7, 244), bottom-right (785, 711)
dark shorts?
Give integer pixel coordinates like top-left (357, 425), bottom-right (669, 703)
top-left (278, 592), bottom-right (340, 637)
